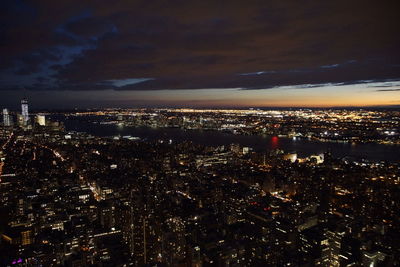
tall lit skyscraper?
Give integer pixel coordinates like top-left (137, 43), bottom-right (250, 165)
top-left (2, 108), bottom-right (11, 126)
top-left (21, 99), bottom-right (29, 123)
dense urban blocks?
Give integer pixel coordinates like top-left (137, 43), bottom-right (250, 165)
top-left (1, 0), bottom-right (399, 265)
top-left (0, 106), bottom-right (399, 266)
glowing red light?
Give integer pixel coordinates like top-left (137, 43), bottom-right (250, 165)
top-left (271, 136), bottom-right (279, 149)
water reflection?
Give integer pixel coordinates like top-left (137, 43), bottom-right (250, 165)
top-left (58, 116), bottom-right (399, 162)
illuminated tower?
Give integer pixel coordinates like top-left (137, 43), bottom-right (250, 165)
top-left (2, 108), bottom-right (11, 126)
top-left (21, 99), bottom-right (29, 123)
top-left (36, 114), bottom-right (46, 126)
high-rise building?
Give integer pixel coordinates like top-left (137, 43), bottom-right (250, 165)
top-left (320, 230), bottom-right (346, 267)
top-left (2, 108), bottom-right (11, 126)
top-left (17, 114), bottom-right (25, 127)
top-left (21, 99), bottom-right (29, 123)
top-left (36, 114), bottom-right (46, 126)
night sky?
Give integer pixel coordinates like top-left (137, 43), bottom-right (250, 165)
top-left (1, 0), bottom-right (399, 109)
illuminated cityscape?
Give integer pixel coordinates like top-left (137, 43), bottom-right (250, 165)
top-left (0, 102), bottom-right (399, 266)
top-left (1, 1), bottom-right (399, 266)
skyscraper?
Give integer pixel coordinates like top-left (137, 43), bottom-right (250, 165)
top-left (2, 108), bottom-right (11, 126)
top-left (21, 99), bottom-right (29, 123)
top-left (36, 114), bottom-right (46, 126)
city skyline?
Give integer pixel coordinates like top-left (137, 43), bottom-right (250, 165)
top-left (1, 105), bottom-right (399, 266)
top-left (1, 2), bottom-right (399, 264)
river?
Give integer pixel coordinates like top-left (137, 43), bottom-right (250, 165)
top-left (57, 115), bottom-right (399, 162)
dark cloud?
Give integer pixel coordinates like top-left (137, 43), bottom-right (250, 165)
top-left (376, 88), bottom-right (400, 92)
top-left (0, 0), bottom-right (399, 91)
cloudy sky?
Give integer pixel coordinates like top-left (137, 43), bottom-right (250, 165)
top-left (1, 0), bottom-right (399, 109)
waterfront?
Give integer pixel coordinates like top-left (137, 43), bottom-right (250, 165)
top-left (60, 115), bottom-right (399, 162)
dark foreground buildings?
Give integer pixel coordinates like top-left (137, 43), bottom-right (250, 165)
top-left (0, 108), bottom-right (399, 266)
